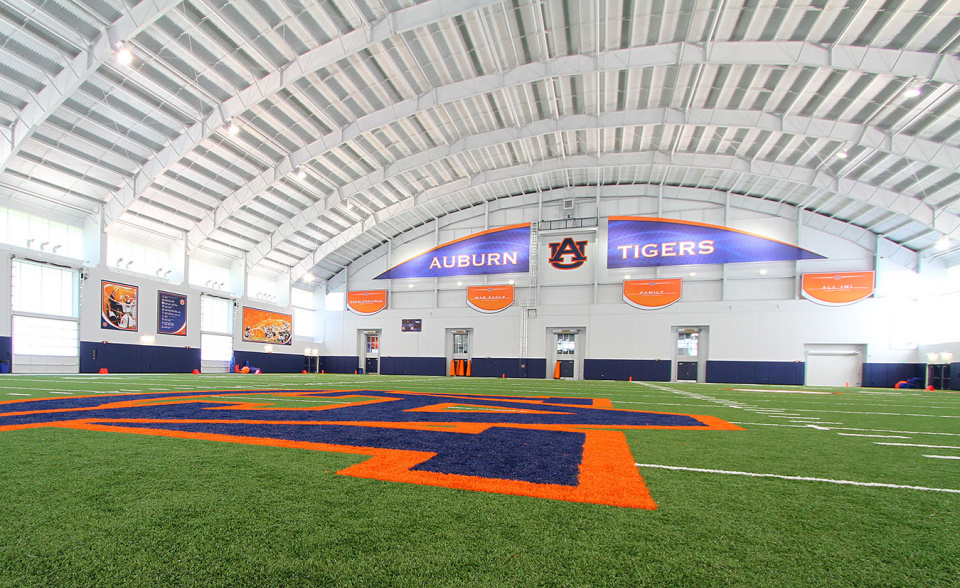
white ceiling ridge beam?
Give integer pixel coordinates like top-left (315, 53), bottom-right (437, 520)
top-left (200, 104), bottom-right (955, 254)
top-left (109, 34), bottom-right (956, 233)
top-left (102, 0), bottom-right (505, 230)
top-left (278, 153), bottom-right (954, 281)
top-left (0, 0), bottom-right (183, 176)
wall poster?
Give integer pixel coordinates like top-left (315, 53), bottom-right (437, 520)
top-left (158, 291), bottom-right (188, 336)
top-left (101, 280), bottom-right (138, 331)
top-left (242, 307), bottom-right (292, 345)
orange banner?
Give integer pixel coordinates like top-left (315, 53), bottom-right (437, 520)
top-left (467, 284), bottom-right (515, 313)
top-left (347, 290), bottom-right (388, 315)
top-left (242, 307), bottom-right (292, 345)
top-left (801, 271), bottom-right (875, 306)
top-left (623, 278), bottom-right (682, 310)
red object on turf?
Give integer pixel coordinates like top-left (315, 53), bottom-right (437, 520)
top-left (926, 385), bottom-right (935, 391)
top-left (450, 359), bottom-right (456, 376)
top-left (466, 360), bottom-right (471, 377)
top-left (553, 361), bottom-right (560, 379)
top-left (302, 370), bottom-right (307, 374)
top-left (241, 366), bottom-right (250, 374)
top-left (98, 368), bottom-right (108, 374)
top-left (192, 369), bottom-right (200, 374)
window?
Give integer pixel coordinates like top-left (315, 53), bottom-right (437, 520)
top-left (366, 334), bottom-right (379, 354)
top-left (677, 332), bottom-right (699, 357)
top-left (201, 334), bottom-right (233, 361)
top-left (453, 333), bottom-right (469, 355)
top-left (12, 261), bottom-right (78, 317)
top-left (12, 316), bottom-right (78, 356)
top-left (557, 333), bottom-right (575, 355)
top-left (292, 287), bottom-right (317, 339)
top-left (200, 296), bottom-right (233, 334)
top-left (189, 257), bottom-right (231, 291)
top-left (325, 291), bottom-right (344, 311)
top-left (107, 233), bottom-right (176, 277)
top-left (0, 206), bottom-right (83, 259)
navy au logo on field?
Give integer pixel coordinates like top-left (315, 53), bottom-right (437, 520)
top-left (548, 237), bottom-right (588, 269)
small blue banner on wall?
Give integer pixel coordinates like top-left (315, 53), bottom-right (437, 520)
top-left (607, 216), bottom-right (823, 269)
top-left (375, 223), bottom-right (530, 280)
top-left (157, 291), bottom-right (187, 336)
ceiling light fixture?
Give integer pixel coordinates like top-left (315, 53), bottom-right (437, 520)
top-left (903, 86), bottom-right (922, 98)
top-left (227, 120), bottom-right (240, 135)
top-left (836, 149), bottom-right (848, 159)
top-left (296, 167), bottom-right (306, 179)
top-left (935, 237), bottom-right (951, 251)
top-left (759, 268), bottom-right (768, 275)
top-left (115, 43), bottom-right (133, 66)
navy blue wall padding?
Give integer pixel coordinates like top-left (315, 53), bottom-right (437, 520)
top-left (950, 363), bottom-right (960, 391)
top-left (234, 350), bottom-right (305, 373)
top-left (705, 361), bottom-right (805, 385)
top-left (583, 359), bottom-right (671, 382)
top-left (0, 335), bottom-right (10, 361)
top-left (861, 363), bottom-right (926, 388)
top-left (471, 358), bottom-right (546, 379)
top-left (80, 341), bottom-right (201, 373)
top-left (380, 356), bottom-right (446, 376)
top-left (318, 356), bottom-right (361, 374)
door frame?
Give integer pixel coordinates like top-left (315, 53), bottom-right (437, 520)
top-left (358, 329), bottom-right (381, 374)
top-left (548, 328), bottom-right (585, 380)
top-left (672, 326), bottom-right (708, 383)
top-left (444, 328), bottom-right (473, 375)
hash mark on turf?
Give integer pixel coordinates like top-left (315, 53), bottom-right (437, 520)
top-left (924, 455), bottom-right (960, 460)
top-left (875, 443), bottom-right (960, 449)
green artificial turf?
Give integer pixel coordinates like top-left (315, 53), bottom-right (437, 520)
top-left (0, 374), bottom-right (957, 587)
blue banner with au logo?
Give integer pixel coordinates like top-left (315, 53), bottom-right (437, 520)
top-left (375, 224), bottom-right (530, 279)
top-left (607, 217), bottom-right (823, 268)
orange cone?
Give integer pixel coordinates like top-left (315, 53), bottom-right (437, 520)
top-left (502, 374), bottom-right (505, 378)
top-left (553, 361), bottom-right (560, 379)
top-left (321, 369), bottom-right (324, 374)
top-left (466, 360), bottom-right (471, 377)
top-left (98, 368), bottom-right (108, 374)
top-left (629, 376), bottom-right (632, 382)
top-left (302, 370), bottom-right (307, 374)
top-left (192, 369), bottom-right (200, 374)
top-left (450, 359), bottom-right (456, 376)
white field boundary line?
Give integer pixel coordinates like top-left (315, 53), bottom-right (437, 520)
top-left (876, 443), bottom-right (960, 449)
top-left (635, 463), bottom-right (960, 494)
top-left (730, 422), bottom-right (960, 436)
top-left (925, 455), bottom-right (960, 460)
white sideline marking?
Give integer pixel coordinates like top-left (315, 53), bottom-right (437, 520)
top-left (876, 443), bottom-right (960, 449)
top-left (634, 463), bottom-right (960, 494)
top-left (837, 433), bottom-right (910, 438)
top-left (924, 455), bottom-right (960, 460)
top-left (6, 393), bottom-right (29, 396)
top-left (731, 389), bottom-right (835, 394)
top-left (733, 422), bottom-right (960, 436)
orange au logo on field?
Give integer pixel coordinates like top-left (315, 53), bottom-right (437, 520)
top-left (347, 290), bottom-right (388, 315)
top-left (801, 271), bottom-right (875, 306)
top-left (466, 284), bottom-right (514, 313)
top-left (623, 278), bottom-right (682, 310)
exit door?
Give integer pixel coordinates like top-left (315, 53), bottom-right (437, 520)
top-left (360, 331), bottom-right (380, 374)
top-left (674, 327), bottom-right (707, 382)
top-left (447, 329), bottom-right (471, 376)
top-left (551, 330), bottom-right (583, 379)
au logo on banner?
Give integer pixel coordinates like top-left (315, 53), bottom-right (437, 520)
top-left (548, 238), bottom-right (588, 270)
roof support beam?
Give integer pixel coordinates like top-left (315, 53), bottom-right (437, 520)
top-left (0, 0), bottom-right (183, 177)
top-left (103, 36), bottom-right (960, 231)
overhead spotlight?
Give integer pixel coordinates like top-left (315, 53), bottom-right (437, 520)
top-left (206, 280), bottom-right (213, 287)
top-left (903, 86), bottom-right (922, 98)
top-left (623, 275), bottom-right (630, 281)
top-left (227, 120), bottom-right (240, 135)
top-left (116, 257), bottom-right (124, 267)
top-left (156, 268), bottom-right (164, 276)
top-left (759, 268), bottom-right (768, 275)
top-left (163, 270), bottom-right (172, 277)
top-left (836, 149), bottom-right (849, 159)
top-left (115, 43), bottom-right (133, 66)
top-left (408, 284), bottom-right (414, 289)
top-left (304, 273), bottom-right (315, 283)
top-left (296, 167), bottom-right (307, 179)
top-left (689, 272), bottom-right (697, 277)
top-left (26, 238), bottom-right (35, 248)
top-left (52, 244), bottom-right (61, 253)
top-left (935, 237), bottom-right (951, 251)
top-left (125, 260), bottom-right (134, 268)
top-left (40, 241), bottom-right (49, 251)
top-left (456, 281), bottom-right (463, 287)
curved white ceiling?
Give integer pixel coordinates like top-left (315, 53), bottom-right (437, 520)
top-left (0, 0), bottom-right (957, 281)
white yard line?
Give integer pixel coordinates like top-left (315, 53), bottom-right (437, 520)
top-left (6, 393), bottom-right (30, 396)
top-left (635, 463), bottom-right (960, 494)
top-left (876, 443), bottom-right (960, 449)
top-left (730, 422), bottom-right (958, 436)
top-left (837, 433), bottom-right (911, 438)
top-left (924, 455), bottom-right (960, 460)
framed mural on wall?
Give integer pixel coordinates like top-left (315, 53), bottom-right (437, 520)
top-left (157, 291), bottom-right (188, 336)
top-left (101, 280), bottom-right (138, 331)
top-left (241, 307), bottom-right (292, 345)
